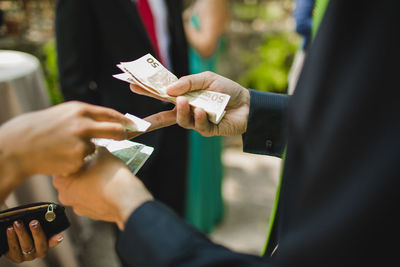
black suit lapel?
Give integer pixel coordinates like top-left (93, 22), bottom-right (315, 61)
top-left (115, 0), bottom-right (154, 54)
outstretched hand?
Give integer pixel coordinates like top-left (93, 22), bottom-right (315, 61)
top-left (0, 101), bottom-right (135, 178)
top-left (129, 71), bottom-right (250, 137)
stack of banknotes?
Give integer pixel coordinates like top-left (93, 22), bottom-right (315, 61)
top-left (113, 54), bottom-right (230, 124)
top-left (92, 113), bottom-right (153, 175)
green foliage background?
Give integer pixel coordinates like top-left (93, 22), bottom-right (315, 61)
top-left (41, 39), bottom-right (63, 104)
top-left (239, 34), bottom-right (298, 93)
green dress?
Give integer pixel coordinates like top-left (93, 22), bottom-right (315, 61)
top-left (185, 15), bottom-right (225, 233)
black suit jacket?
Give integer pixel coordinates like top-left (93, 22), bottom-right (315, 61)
top-left (56, 0), bottom-right (189, 215)
top-left (115, 1), bottom-right (400, 266)
top-left (56, 0), bottom-right (188, 110)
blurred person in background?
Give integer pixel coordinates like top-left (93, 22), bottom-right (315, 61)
top-left (54, 1), bottom-right (399, 265)
top-left (294, 0), bottom-right (315, 52)
top-left (56, 0), bottom-right (189, 217)
top-left (182, 0), bottom-right (230, 233)
top-left (0, 101), bottom-right (132, 264)
top-left (287, 0), bottom-right (315, 94)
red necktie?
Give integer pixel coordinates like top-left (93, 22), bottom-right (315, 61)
top-left (137, 0), bottom-right (162, 62)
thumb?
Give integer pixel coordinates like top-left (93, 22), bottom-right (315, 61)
top-left (48, 234), bottom-right (64, 248)
top-left (166, 78), bottom-right (190, 96)
top-left (166, 72), bottom-right (215, 96)
top-left (95, 146), bottom-right (112, 158)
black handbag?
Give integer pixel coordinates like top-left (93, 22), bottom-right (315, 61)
top-left (0, 202), bottom-right (70, 256)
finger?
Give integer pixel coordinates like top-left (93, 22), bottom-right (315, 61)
top-left (29, 220), bottom-right (47, 258)
top-left (129, 84), bottom-right (177, 106)
top-left (5, 226), bottom-right (23, 263)
top-left (84, 139), bottom-right (96, 157)
top-left (52, 175), bottom-right (72, 190)
top-left (82, 104), bottom-right (125, 122)
top-left (84, 121), bottom-right (127, 140)
top-left (13, 221), bottom-right (35, 261)
top-left (166, 72), bottom-right (215, 96)
top-left (95, 146), bottom-right (121, 162)
top-left (143, 109), bottom-right (177, 132)
top-left (48, 234), bottom-right (64, 248)
top-left (193, 107), bottom-right (213, 136)
top-left (82, 104), bottom-right (136, 130)
top-left (127, 109), bottom-right (177, 139)
top-left (176, 96), bottom-right (194, 129)
top-left (129, 84), bottom-right (149, 95)
top-left (95, 145), bottom-right (111, 156)
top-left (129, 84), bottom-right (168, 102)
top-left (55, 140), bottom-right (93, 177)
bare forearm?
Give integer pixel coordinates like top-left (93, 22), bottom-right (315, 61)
top-left (0, 149), bottom-right (24, 203)
top-left (185, 28), bottom-right (218, 58)
top-left (0, 124), bottom-right (32, 199)
top-left (183, 0), bottom-right (229, 58)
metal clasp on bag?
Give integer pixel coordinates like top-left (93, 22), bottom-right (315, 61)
top-left (45, 204), bottom-right (56, 222)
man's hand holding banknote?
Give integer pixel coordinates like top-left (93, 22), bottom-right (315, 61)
top-left (114, 54), bottom-right (250, 137)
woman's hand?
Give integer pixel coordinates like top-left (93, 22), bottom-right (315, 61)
top-left (0, 101), bottom-right (135, 179)
top-left (182, 0), bottom-right (230, 58)
top-left (5, 220), bottom-right (63, 263)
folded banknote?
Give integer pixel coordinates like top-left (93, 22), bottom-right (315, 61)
top-left (92, 138), bottom-right (153, 175)
top-left (91, 113), bottom-right (153, 175)
top-left (113, 54), bottom-right (230, 124)
top-left (124, 113), bottom-right (151, 132)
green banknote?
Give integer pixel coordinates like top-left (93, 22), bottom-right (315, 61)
top-left (93, 139), bottom-right (154, 175)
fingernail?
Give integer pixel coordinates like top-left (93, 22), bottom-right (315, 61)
top-left (7, 226), bottom-right (14, 233)
top-left (56, 234), bottom-right (64, 242)
top-left (14, 220), bottom-right (22, 228)
top-left (126, 122), bottom-right (138, 133)
top-left (30, 220), bottom-right (39, 228)
top-left (123, 128), bottom-right (129, 139)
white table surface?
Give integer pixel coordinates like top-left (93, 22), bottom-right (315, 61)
top-left (0, 50), bottom-right (39, 82)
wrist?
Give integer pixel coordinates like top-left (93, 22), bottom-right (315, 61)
top-left (0, 134), bottom-right (26, 182)
top-left (116, 196), bottom-right (154, 231)
top-left (110, 169), bottom-right (154, 230)
top-left (0, 120), bottom-right (30, 180)
top-left (116, 197), bottom-right (153, 231)
top-left (0, 148), bottom-right (26, 202)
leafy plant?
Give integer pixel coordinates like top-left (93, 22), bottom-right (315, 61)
top-left (239, 33), bottom-right (299, 94)
top-left (42, 39), bottom-right (64, 104)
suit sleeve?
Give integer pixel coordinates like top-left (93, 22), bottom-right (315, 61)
top-left (55, 0), bottom-right (100, 103)
top-left (242, 90), bottom-right (289, 158)
top-left (116, 201), bottom-right (269, 267)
